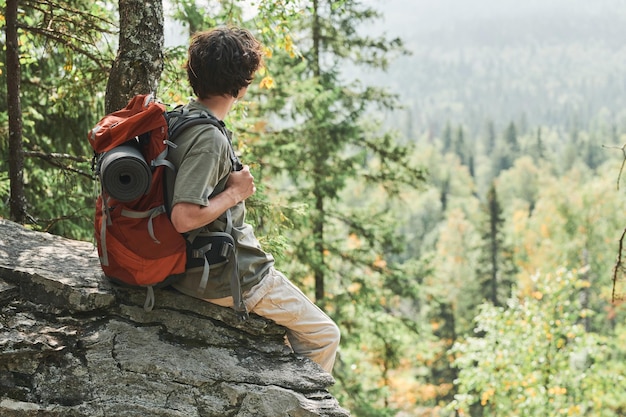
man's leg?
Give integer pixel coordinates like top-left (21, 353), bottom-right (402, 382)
top-left (207, 268), bottom-right (340, 373)
top-left (248, 269), bottom-right (340, 373)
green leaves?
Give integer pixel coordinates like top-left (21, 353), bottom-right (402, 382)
top-left (450, 268), bottom-right (626, 416)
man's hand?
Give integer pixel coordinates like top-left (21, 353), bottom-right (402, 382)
top-left (224, 165), bottom-right (256, 205)
top-left (170, 165), bottom-right (256, 233)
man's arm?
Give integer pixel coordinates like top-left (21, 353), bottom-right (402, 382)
top-left (170, 165), bottom-right (256, 233)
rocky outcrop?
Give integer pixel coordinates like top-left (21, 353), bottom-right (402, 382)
top-left (0, 219), bottom-right (349, 417)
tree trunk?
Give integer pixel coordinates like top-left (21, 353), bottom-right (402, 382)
top-left (6, 0), bottom-right (27, 223)
top-left (314, 192), bottom-right (325, 302)
top-left (311, 0), bottom-right (325, 303)
top-left (488, 184), bottom-right (500, 306)
top-left (105, 0), bottom-right (165, 113)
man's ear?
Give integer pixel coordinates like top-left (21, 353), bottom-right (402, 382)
top-left (235, 86), bottom-right (249, 99)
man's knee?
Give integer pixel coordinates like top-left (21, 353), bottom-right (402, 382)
top-left (321, 319), bottom-right (341, 350)
top-left (331, 321), bottom-right (341, 344)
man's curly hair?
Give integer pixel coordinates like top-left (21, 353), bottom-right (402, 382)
top-left (186, 27), bottom-right (264, 99)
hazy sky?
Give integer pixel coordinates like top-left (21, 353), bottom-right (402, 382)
top-left (367, 0), bottom-right (626, 36)
top-left (164, 0), bottom-right (626, 45)
top-left (163, 0), bottom-right (626, 132)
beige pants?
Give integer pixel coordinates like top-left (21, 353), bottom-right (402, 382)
top-left (190, 268), bottom-right (340, 374)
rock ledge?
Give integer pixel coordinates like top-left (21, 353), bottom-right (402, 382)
top-left (0, 219), bottom-right (349, 417)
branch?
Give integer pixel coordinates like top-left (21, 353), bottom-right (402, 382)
top-left (363, 137), bottom-right (427, 185)
top-left (612, 227), bottom-right (626, 304)
top-left (20, 25), bottom-right (111, 71)
top-left (602, 143), bottom-right (626, 190)
top-left (24, 151), bottom-right (93, 179)
top-left (25, 0), bottom-right (115, 28)
top-left (41, 212), bottom-right (89, 233)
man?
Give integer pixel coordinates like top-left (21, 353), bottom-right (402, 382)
top-left (167, 26), bottom-right (340, 374)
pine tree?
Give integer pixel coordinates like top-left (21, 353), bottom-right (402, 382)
top-left (442, 121), bottom-right (453, 153)
top-left (1, 0), bottom-right (115, 237)
top-left (5, 0), bottom-right (26, 223)
top-left (504, 121), bottom-right (519, 154)
top-left (246, 0), bottom-right (425, 412)
top-left (453, 124), bottom-right (466, 165)
top-left (484, 119), bottom-right (496, 154)
top-left (476, 182), bottom-right (516, 306)
top-left (252, 0), bottom-right (423, 302)
top-left (489, 121), bottom-right (519, 178)
top-left (535, 126), bottom-right (545, 160)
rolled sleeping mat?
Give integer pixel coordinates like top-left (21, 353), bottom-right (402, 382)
top-left (99, 144), bottom-right (152, 202)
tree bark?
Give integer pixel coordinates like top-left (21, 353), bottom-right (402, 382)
top-left (6, 0), bottom-right (27, 223)
top-left (105, 0), bottom-right (165, 113)
top-left (488, 184), bottom-right (500, 306)
top-left (311, 0), bottom-right (326, 303)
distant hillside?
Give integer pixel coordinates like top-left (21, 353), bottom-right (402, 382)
top-left (362, 0), bottom-right (626, 138)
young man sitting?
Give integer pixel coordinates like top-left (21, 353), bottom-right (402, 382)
top-left (167, 26), bottom-right (340, 374)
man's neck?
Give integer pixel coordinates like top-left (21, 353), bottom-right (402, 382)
top-left (197, 95), bottom-right (236, 120)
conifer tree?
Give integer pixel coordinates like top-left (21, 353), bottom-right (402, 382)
top-left (5, 0), bottom-right (26, 223)
top-left (252, 0), bottom-right (422, 302)
top-left (489, 121), bottom-right (520, 179)
top-left (504, 121), bottom-right (519, 156)
top-left (484, 120), bottom-right (496, 154)
top-left (442, 121), bottom-right (453, 153)
top-left (246, 0), bottom-right (425, 412)
top-left (535, 126), bottom-right (545, 160)
top-left (1, 0), bottom-right (115, 237)
top-left (476, 182), bottom-right (516, 306)
top-left (453, 124), bottom-right (466, 164)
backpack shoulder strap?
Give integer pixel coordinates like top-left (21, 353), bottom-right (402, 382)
top-left (164, 106), bottom-right (249, 320)
top-left (166, 107), bottom-right (243, 171)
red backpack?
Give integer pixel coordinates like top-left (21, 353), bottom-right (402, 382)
top-left (89, 94), bottom-right (245, 314)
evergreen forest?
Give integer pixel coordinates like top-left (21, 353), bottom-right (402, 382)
top-left (1, 0), bottom-right (625, 416)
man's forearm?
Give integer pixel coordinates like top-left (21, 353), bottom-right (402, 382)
top-left (170, 190), bottom-right (239, 233)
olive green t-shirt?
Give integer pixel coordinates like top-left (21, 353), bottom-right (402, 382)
top-left (167, 100), bottom-right (273, 299)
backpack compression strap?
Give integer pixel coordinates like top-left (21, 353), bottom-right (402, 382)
top-left (120, 205), bottom-right (168, 244)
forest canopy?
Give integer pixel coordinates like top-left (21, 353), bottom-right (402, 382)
top-left (1, 0), bottom-right (625, 416)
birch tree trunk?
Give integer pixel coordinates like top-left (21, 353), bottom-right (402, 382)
top-left (105, 0), bottom-right (165, 113)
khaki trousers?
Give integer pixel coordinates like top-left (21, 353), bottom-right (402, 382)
top-left (191, 267), bottom-right (340, 374)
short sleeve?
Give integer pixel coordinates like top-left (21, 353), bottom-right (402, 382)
top-left (171, 124), bottom-right (232, 207)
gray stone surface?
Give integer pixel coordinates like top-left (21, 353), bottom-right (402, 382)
top-left (0, 219), bottom-right (350, 416)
